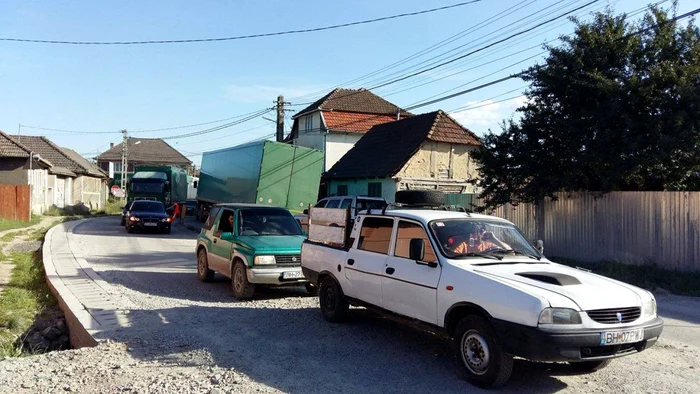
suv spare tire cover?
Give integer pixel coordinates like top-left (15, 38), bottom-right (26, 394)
top-left (395, 190), bottom-right (444, 206)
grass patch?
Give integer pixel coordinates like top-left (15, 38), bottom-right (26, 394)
top-left (553, 258), bottom-right (700, 297)
top-left (103, 199), bottom-right (124, 215)
top-left (0, 230), bottom-right (28, 242)
top-left (0, 250), bottom-right (57, 358)
top-left (0, 216), bottom-right (41, 233)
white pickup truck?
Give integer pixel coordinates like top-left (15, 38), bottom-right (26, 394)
top-left (300, 193), bottom-right (663, 388)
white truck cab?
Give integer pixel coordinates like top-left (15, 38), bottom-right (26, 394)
top-left (300, 191), bottom-right (663, 389)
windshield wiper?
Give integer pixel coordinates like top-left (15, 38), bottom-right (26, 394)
top-left (452, 252), bottom-right (502, 260)
top-left (486, 249), bottom-right (542, 261)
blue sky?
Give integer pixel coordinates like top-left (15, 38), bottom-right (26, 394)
top-left (0, 0), bottom-right (694, 167)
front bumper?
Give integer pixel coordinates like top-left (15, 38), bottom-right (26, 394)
top-left (127, 221), bottom-right (171, 232)
top-left (247, 266), bottom-right (308, 285)
top-left (492, 317), bottom-right (663, 362)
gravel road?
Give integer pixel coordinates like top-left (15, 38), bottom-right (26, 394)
top-left (0, 216), bottom-right (698, 393)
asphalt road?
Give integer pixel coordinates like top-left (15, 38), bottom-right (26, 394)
top-left (67, 216), bottom-right (700, 393)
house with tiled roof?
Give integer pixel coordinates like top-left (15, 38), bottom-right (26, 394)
top-left (324, 110), bottom-right (482, 202)
top-left (96, 138), bottom-right (191, 186)
top-left (285, 88), bottom-right (412, 181)
top-left (10, 135), bottom-right (109, 210)
top-left (1, 130), bottom-right (53, 216)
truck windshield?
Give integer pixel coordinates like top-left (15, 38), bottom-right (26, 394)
top-left (130, 182), bottom-right (164, 193)
top-left (429, 219), bottom-right (540, 260)
top-left (239, 208), bottom-right (302, 236)
top-left (130, 201), bottom-right (166, 213)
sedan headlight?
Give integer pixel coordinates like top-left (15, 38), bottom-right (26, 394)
top-left (254, 255), bottom-right (276, 265)
top-left (643, 298), bottom-right (657, 317)
top-left (129, 216), bottom-right (140, 222)
top-left (538, 308), bottom-right (582, 325)
top-left (160, 218), bottom-right (171, 223)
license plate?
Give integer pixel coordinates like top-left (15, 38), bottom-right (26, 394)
top-left (600, 328), bottom-right (644, 346)
top-left (282, 271), bottom-right (303, 279)
top-left (144, 222), bottom-right (157, 227)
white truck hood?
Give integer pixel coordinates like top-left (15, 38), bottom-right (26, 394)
top-left (469, 260), bottom-right (644, 311)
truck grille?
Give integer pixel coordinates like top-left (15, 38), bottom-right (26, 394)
top-left (274, 255), bottom-right (301, 266)
top-left (586, 307), bottom-right (641, 324)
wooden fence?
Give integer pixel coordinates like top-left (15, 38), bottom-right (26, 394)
top-left (0, 185), bottom-right (31, 221)
top-left (445, 192), bottom-right (700, 272)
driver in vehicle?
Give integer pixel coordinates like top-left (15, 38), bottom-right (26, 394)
top-left (215, 212), bottom-right (234, 237)
top-left (451, 226), bottom-right (510, 254)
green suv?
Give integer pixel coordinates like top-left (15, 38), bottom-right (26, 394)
top-left (195, 203), bottom-right (315, 299)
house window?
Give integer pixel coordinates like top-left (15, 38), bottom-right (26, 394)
top-left (304, 116), bottom-right (313, 132)
top-left (113, 162), bottom-right (122, 173)
top-left (368, 182), bottom-right (382, 198)
top-left (337, 185), bottom-right (348, 195)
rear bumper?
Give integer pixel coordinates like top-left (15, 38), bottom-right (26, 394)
top-left (247, 266), bottom-right (307, 285)
top-left (492, 317), bottom-right (664, 362)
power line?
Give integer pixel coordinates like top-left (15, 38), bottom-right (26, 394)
top-left (162, 108), bottom-right (273, 140)
top-left (0, 1), bottom-right (482, 45)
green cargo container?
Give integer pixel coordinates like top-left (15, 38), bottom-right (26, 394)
top-left (196, 140), bottom-right (324, 220)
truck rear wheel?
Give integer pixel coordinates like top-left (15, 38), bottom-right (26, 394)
top-left (232, 261), bottom-right (255, 300)
top-left (453, 315), bottom-right (513, 388)
top-left (319, 277), bottom-right (349, 323)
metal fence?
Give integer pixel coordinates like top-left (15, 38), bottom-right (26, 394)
top-left (444, 192), bottom-right (700, 272)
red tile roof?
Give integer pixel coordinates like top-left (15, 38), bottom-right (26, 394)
top-left (294, 88), bottom-right (411, 118)
top-left (322, 112), bottom-right (402, 133)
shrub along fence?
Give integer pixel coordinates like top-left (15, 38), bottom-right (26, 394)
top-left (445, 191), bottom-right (700, 272)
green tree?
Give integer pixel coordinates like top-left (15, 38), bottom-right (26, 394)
top-left (473, 4), bottom-right (700, 209)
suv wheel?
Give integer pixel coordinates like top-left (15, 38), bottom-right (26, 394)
top-left (453, 315), bottom-right (513, 388)
top-left (319, 277), bottom-right (349, 323)
top-left (232, 261), bottom-right (255, 300)
top-left (197, 249), bottom-right (214, 282)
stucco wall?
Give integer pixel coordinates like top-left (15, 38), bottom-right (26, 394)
top-left (71, 176), bottom-right (106, 209)
top-left (325, 133), bottom-right (363, 173)
top-left (395, 141), bottom-right (480, 193)
top-left (0, 158), bottom-right (28, 184)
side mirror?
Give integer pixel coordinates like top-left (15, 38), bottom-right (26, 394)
top-left (409, 238), bottom-right (425, 261)
top-left (221, 232), bottom-right (234, 242)
top-left (303, 209), bottom-right (309, 215)
top-left (536, 240), bottom-right (544, 254)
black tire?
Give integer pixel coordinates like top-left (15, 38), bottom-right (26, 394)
top-left (197, 249), bottom-right (214, 282)
top-left (120, 217), bottom-right (126, 226)
top-left (319, 276), bottom-right (349, 323)
top-left (305, 282), bottom-right (319, 296)
top-left (569, 359), bottom-right (612, 372)
top-left (395, 190), bottom-right (444, 206)
top-left (453, 315), bottom-right (513, 389)
top-left (232, 261), bottom-right (255, 300)
top-left (164, 227), bottom-right (171, 234)
top-left (126, 225), bottom-right (133, 234)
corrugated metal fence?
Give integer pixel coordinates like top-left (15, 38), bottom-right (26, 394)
top-left (0, 185), bottom-right (31, 221)
top-left (445, 192), bottom-right (700, 272)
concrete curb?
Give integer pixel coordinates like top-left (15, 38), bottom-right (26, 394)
top-left (42, 222), bottom-right (99, 349)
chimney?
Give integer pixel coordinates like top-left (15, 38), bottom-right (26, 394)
top-left (110, 143), bottom-right (114, 149)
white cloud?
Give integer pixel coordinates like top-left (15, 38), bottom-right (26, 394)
top-left (450, 95), bottom-right (527, 134)
top-left (224, 84), bottom-right (327, 103)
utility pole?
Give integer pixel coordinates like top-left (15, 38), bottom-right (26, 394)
top-left (120, 129), bottom-right (128, 199)
top-left (276, 95), bottom-right (285, 142)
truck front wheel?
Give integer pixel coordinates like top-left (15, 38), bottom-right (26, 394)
top-left (232, 261), bottom-right (255, 300)
top-left (319, 277), bottom-right (349, 323)
top-left (453, 315), bottom-right (513, 388)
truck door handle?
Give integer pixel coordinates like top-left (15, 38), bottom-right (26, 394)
top-left (385, 267), bottom-right (395, 275)
top-left (347, 259), bottom-right (355, 266)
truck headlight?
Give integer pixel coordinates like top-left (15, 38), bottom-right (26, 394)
top-left (643, 298), bottom-right (657, 317)
top-left (254, 255), bottom-right (276, 265)
top-left (538, 308), bottom-right (582, 325)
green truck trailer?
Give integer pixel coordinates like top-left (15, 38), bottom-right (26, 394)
top-left (127, 165), bottom-right (189, 207)
top-left (196, 140), bottom-right (324, 221)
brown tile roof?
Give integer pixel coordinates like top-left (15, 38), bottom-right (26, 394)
top-left (324, 110), bottom-right (481, 180)
top-left (294, 88), bottom-right (412, 118)
top-left (60, 147), bottom-right (108, 178)
top-left (10, 135), bottom-right (84, 175)
top-left (96, 138), bottom-right (191, 166)
top-left (0, 130), bottom-right (31, 158)
top-left (322, 112), bottom-right (402, 133)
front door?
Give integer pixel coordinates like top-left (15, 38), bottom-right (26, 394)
top-left (343, 216), bottom-right (394, 307)
top-left (382, 220), bottom-right (441, 325)
top-left (55, 177), bottom-right (65, 208)
top-left (210, 208), bottom-right (235, 273)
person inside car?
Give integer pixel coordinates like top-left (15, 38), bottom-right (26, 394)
top-left (450, 226), bottom-right (510, 254)
top-left (215, 211), bottom-right (234, 238)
